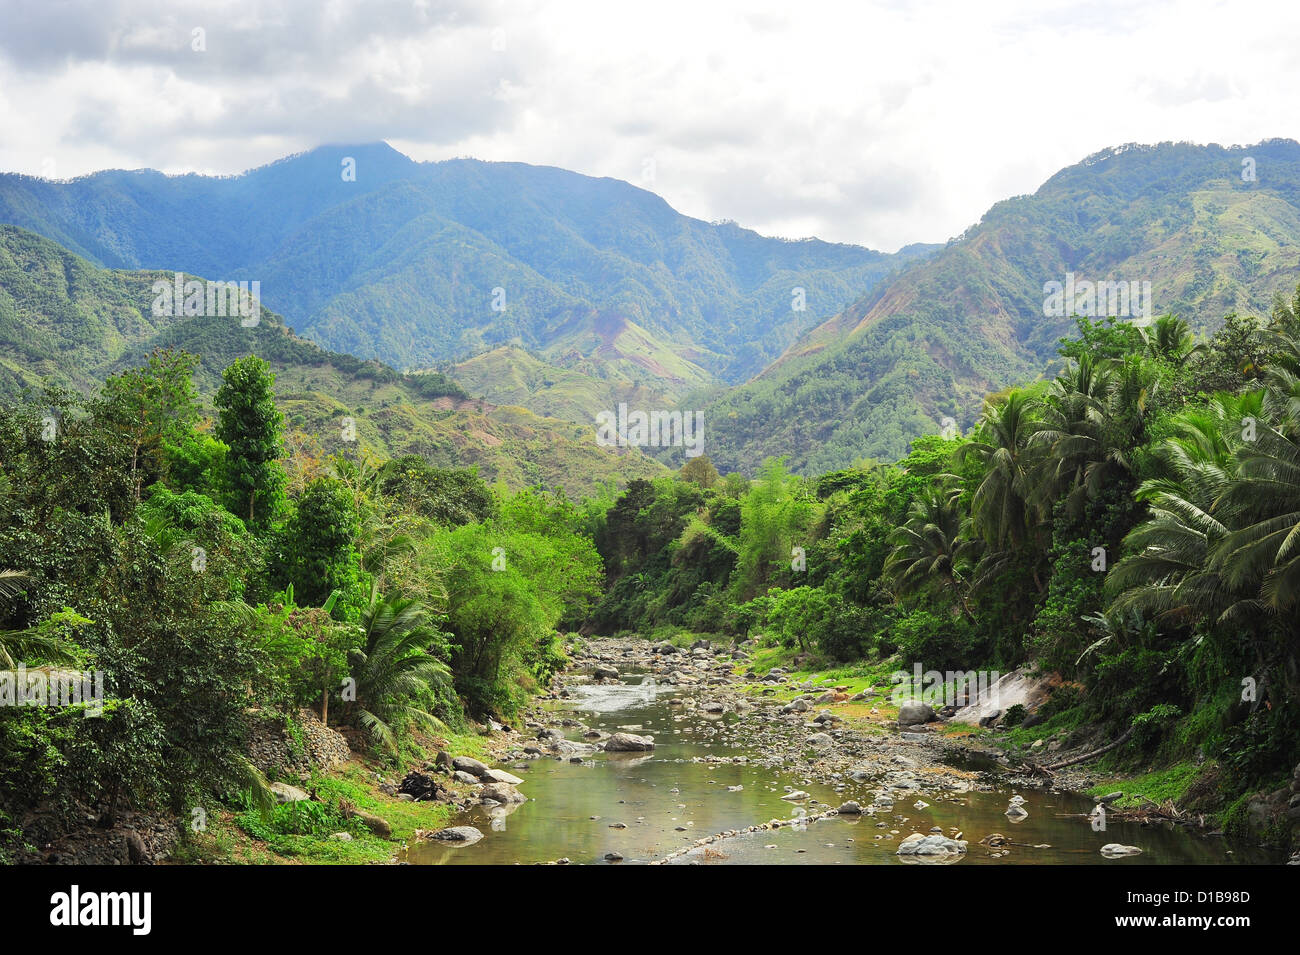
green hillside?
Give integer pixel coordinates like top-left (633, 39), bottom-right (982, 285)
top-left (701, 139), bottom-right (1300, 473)
top-left (0, 225), bottom-right (664, 495)
top-left (0, 143), bottom-right (934, 398)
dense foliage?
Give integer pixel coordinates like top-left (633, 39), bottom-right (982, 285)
top-left (589, 303), bottom-right (1300, 810)
top-left (0, 351), bottom-right (600, 861)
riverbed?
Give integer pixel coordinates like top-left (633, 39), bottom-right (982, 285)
top-left (404, 662), bottom-right (1279, 865)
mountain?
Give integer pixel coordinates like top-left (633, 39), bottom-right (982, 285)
top-left (0, 143), bottom-right (934, 420)
top-left (0, 225), bottom-right (665, 495)
top-left (700, 139), bottom-right (1300, 473)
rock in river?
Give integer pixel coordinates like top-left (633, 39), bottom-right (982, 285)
top-left (604, 732), bottom-right (655, 752)
top-left (480, 783), bottom-right (526, 805)
top-left (896, 832), bottom-right (968, 857)
top-left (432, 826), bottom-right (484, 844)
top-left (1100, 843), bottom-right (1143, 857)
top-left (481, 768), bottom-right (524, 786)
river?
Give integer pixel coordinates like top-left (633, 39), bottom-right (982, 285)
top-left (404, 666), bottom-right (1280, 866)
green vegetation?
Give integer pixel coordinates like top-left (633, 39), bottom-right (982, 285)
top-left (587, 304), bottom-right (1300, 837)
top-left (0, 224), bottom-right (666, 497)
top-left (0, 348), bottom-right (603, 862)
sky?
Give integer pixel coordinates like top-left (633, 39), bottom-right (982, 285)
top-left (0, 0), bottom-right (1296, 251)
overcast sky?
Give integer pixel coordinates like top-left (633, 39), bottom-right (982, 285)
top-left (0, 0), bottom-right (1295, 251)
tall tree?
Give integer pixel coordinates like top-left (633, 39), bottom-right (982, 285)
top-left (214, 356), bottom-right (286, 529)
top-left (98, 349), bottom-right (201, 501)
top-left (883, 482), bottom-right (976, 618)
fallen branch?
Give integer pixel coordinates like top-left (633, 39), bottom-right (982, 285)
top-left (1042, 728), bottom-right (1133, 771)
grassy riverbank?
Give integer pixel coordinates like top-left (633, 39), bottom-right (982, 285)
top-left (173, 730), bottom-right (499, 865)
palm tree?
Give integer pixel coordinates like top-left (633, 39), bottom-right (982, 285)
top-left (957, 389), bottom-right (1053, 593)
top-left (1141, 314), bottom-right (1199, 366)
top-left (1210, 335), bottom-right (1300, 613)
top-left (346, 584), bottom-right (451, 755)
top-left (1106, 393), bottom-right (1257, 627)
top-left (0, 570), bottom-right (82, 668)
top-left (960, 389), bottom-right (1042, 550)
top-left (0, 569), bottom-right (27, 603)
top-left (1032, 353), bottom-right (1113, 516)
top-left (883, 482), bottom-right (977, 618)
top-left (1033, 352), bottom-right (1149, 519)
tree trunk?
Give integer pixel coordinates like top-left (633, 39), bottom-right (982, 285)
top-left (131, 442), bottom-right (142, 502)
top-left (1043, 728), bottom-right (1134, 771)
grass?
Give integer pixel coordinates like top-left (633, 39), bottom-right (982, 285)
top-left (1083, 761), bottom-right (1205, 810)
top-left (173, 727), bottom-right (498, 865)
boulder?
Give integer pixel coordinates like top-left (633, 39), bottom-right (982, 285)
top-left (451, 755), bottom-right (490, 777)
top-left (481, 768), bottom-right (524, 786)
top-left (1100, 843), bottom-right (1143, 857)
top-left (593, 665), bottom-right (620, 680)
top-left (125, 831), bottom-right (148, 864)
top-left (270, 782), bottom-right (310, 803)
top-left (432, 826), bottom-right (484, 844)
top-left (897, 833), bottom-right (968, 856)
top-left (550, 738), bottom-right (599, 756)
top-left (480, 783), bottom-right (526, 805)
top-left (897, 700), bottom-right (936, 726)
top-left (604, 732), bottom-right (655, 752)
top-left (838, 801), bottom-right (863, 815)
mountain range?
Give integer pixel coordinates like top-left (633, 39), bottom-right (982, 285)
top-left (0, 142), bottom-right (932, 403)
top-left (699, 139), bottom-right (1300, 471)
top-left (4, 139), bottom-right (1300, 478)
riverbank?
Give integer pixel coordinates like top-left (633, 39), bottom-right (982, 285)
top-left (171, 728), bottom-right (518, 865)
top-left (509, 636), bottom-right (1297, 863)
top-left (165, 635), bottom-right (1298, 864)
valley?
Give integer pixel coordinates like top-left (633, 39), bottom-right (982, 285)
top-left (2, 139), bottom-right (1299, 874)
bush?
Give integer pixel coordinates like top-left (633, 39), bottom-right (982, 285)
top-left (890, 609), bottom-right (989, 672)
top-left (521, 631), bottom-right (569, 687)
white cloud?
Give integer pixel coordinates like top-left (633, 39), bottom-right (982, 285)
top-left (0, 0), bottom-right (1295, 250)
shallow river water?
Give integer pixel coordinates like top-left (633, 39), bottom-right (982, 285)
top-left (405, 674), bottom-right (1280, 866)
